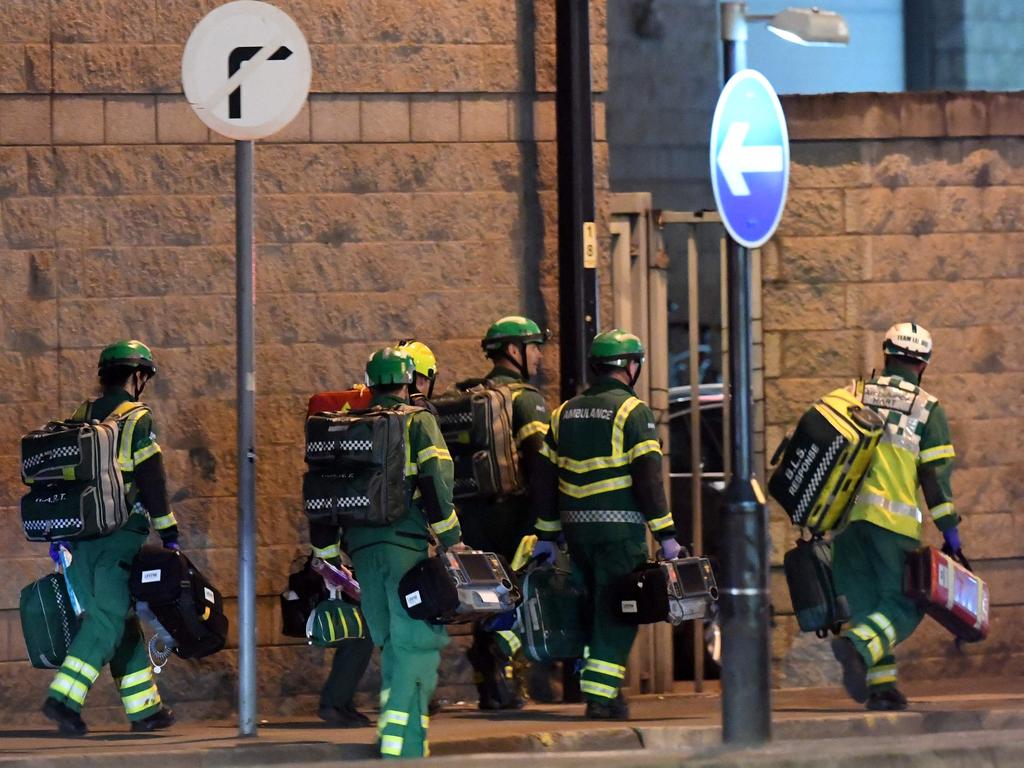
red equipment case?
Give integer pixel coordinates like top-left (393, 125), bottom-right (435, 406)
top-left (307, 386), bottom-right (372, 417)
top-left (905, 546), bottom-right (990, 643)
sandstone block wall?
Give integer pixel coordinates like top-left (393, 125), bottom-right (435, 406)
top-left (766, 91), bottom-right (1024, 686)
top-left (0, 0), bottom-right (609, 724)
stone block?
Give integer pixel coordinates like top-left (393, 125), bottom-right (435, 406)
top-left (0, 351), bottom-right (57, 404)
top-left (776, 188), bottom-right (844, 237)
top-left (3, 197), bottom-right (53, 248)
top-left (844, 187), bottom-right (951, 235)
top-left (310, 94), bottom-right (360, 143)
top-left (460, 96), bottom-right (508, 142)
top-left (762, 283), bottom-right (846, 332)
top-left (862, 232), bottom-right (1024, 283)
top-left (360, 96), bottom-right (410, 142)
top-left (266, 101), bottom-right (311, 143)
top-left (0, 148), bottom-right (27, 196)
top-left (897, 95), bottom-right (946, 137)
top-left (988, 91), bottom-right (1024, 136)
top-left (53, 0), bottom-right (157, 43)
top-left (55, 194), bottom-right (233, 248)
top-left (845, 279), bottom-right (1024, 331)
top-left (156, 95), bottom-right (209, 143)
top-left (104, 96), bottom-right (156, 143)
top-left (925, 372), bottom-right (1024, 420)
top-left (509, 97), bottom-right (556, 142)
top-left (53, 43), bottom-right (180, 94)
top-left (0, 96), bottom-right (50, 145)
top-left (775, 329), bottom-right (867, 378)
top-left (52, 95), bottom-right (105, 144)
top-left (0, 1), bottom-right (50, 43)
top-left (770, 234), bottom-right (866, 284)
top-left (410, 96), bottom-right (459, 142)
top-left (58, 245), bottom-right (233, 297)
top-left (950, 418), bottom-right (1024, 470)
top-left (763, 376), bottom-right (848, 427)
top-left (789, 141), bottom-right (871, 189)
top-left (783, 93), bottom-right (901, 141)
top-left (944, 94), bottom-right (990, 137)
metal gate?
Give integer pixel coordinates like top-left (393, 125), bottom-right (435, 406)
top-left (610, 193), bottom-right (765, 694)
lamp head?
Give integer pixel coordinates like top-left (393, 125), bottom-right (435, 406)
top-left (767, 7), bottom-right (849, 46)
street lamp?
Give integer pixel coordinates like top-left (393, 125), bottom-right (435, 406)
top-left (715, 0), bottom-right (848, 749)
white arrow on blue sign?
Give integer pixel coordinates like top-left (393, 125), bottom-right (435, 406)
top-left (710, 69), bottom-right (790, 249)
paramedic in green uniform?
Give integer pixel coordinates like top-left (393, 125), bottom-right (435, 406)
top-left (831, 322), bottom-right (962, 712)
top-left (459, 316), bottom-right (551, 710)
top-left (344, 347), bottom-right (464, 759)
top-left (43, 340), bottom-right (177, 736)
top-left (530, 330), bottom-right (681, 720)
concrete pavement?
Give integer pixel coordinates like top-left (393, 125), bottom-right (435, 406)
top-left (1, 677), bottom-right (1022, 766)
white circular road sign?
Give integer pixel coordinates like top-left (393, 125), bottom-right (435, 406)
top-left (182, 0), bottom-right (311, 141)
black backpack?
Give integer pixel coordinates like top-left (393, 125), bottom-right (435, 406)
top-left (303, 405), bottom-right (421, 528)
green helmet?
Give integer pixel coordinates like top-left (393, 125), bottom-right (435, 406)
top-left (98, 340), bottom-right (156, 376)
top-left (481, 316), bottom-right (549, 355)
top-left (365, 347), bottom-right (416, 388)
top-left (588, 329), bottom-right (645, 368)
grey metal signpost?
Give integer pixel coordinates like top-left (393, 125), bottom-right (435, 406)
top-left (182, 0), bottom-right (311, 737)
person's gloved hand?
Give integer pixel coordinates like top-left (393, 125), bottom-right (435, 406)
top-left (448, 540), bottom-right (471, 553)
top-left (163, 540), bottom-right (181, 551)
top-left (658, 537), bottom-right (683, 561)
top-left (49, 541), bottom-right (64, 564)
top-left (942, 526), bottom-right (961, 553)
top-left (531, 540), bottom-right (559, 563)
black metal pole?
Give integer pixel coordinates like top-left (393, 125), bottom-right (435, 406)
top-left (719, 4), bottom-right (771, 746)
top-left (555, 0), bottom-right (598, 401)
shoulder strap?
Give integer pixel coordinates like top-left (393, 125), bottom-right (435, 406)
top-left (107, 400), bottom-right (148, 422)
top-left (71, 400), bottom-right (92, 422)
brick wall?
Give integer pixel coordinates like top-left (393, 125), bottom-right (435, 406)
top-left (0, 1), bottom-right (609, 724)
top-left (765, 91), bottom-right (1024, 686)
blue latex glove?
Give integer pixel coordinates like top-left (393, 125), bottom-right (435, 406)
top-left (49, 541), bottom-right (64, 564)
top-left (658, 538), bottom-right (683, 561)
top-left (163, 540), bottom-right (181, 551)
top-left (484, 610), bottom-right (517, 632)
top-left (942, 526), bottom-right (961, 553)
top-left (531, 540), bottom-right (559, 563)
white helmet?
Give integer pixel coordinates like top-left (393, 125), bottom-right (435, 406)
top-left (883, 322), bottom-right (932, 363)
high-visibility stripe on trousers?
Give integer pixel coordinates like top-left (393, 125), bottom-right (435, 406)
top-left (580, 657), bottom-right (627, 700)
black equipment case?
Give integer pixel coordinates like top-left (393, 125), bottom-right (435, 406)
top-left (399, 550), bottom-right (520, 625)
top-left (280, 556), bottom-right (329, 638)
top-left (129, 546), bottom-right (228, 659)
top-left (612, 557), bottom-right (718, 625)
top-left (783, 536), bottom-right (850, 636)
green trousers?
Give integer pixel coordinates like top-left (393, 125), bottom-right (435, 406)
top-left (565, 528), bottom-right (648, 703)
top-left (48, 528), bottom-right (162, 721)
top-left (832, 520), bottom-right (924, 692)
top-left (320, 637), bottom-right (374, 710)
top-left (351, 544), bottom-right (449, 759)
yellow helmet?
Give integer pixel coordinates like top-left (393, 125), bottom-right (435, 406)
top-left (396, 340), bottom-right (438, 381)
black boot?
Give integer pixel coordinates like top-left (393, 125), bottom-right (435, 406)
top-left (831, 636), bottom-right (869, 703)
top-left (584, 692), bottom-right (629, 721)
top-left (130, 706), bottom-right (175, 733)
top-left (867, 688), bottom-right (908, 712)
top-left (42, 698), bottom-right (88, 737)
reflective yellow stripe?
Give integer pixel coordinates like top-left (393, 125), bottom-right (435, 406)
top-left (62, 466), bottom-right (76, 481)
top-left (122, 685), bottom-right (161, 715)
top-left (516, 420), bottom-right (549, 444)
top-left (313, 542), bottom-right (341, 559)
top-left (580, 680), bottom-right (618, 699)
top-left (117, 669), bottom-right (153, 690)
top-left (72, 402), bottom-right (89, 421)
top-left (326, 611), bottom-right (336, 642)
top-left (648, 512), bottom-right (674, 532)
top-left (133, 440), bottom-right (161, 465)
top-left (380, 735), bottom-right (404, 756)
top-left (50, 673), bottom-right (89, 705)
top-left (431, 510), bottom-right (460, 535)
top-left (151, 512), bottom-right (177, 531)
top-left (337, 606), bottom-right (350, 638)
top-left (585, 659), bottom-right (626, 679)
top-left (539, 441), bottom-right (558, 465)
top-left (535, 517), bottom-right (562, 532)
top-left (404, 416), bottom-right (416, 476)
top-left (628, 439), bottom-right (661, 461)
top-left (550, 402), bottom-right (567, 444)
top-left (919, 444), bottom-right (955, 463)
top-left (498, 630), bottom-right (522, 655)
top-left (421, 715), bottom-right (430, 729)
top-left (850, 625), bottom-right (885, 664)
top-left (867, 612), bottom-right (897, 648)
top-left (117, 408), bottom-right (149, 472)
top-left (354, 607), bottom-right (364, 638)
top-left (930, 502), bottom-right (955, 521)
top-left (559, 475), bottom-right (633, 499)
top-left (611, 397), bottom-right (642, 456)
top-left (417, 445), bottom-right (452, 465)
top-left (867, 665), bottom-right (897, 684)
top-left (383, 710), bottom-right (409, 726)
top-left (64, 656), bottom-right (100, 684)
top-left (557, 452), bottom-right (630, 473)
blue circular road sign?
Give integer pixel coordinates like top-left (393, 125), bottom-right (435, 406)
top-left (710, 69), bottom-right (790, 249)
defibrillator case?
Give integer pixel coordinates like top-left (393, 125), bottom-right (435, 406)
top-left (432, 381), bottom-right (523, 500)
top-left (905, 546), bottom-right (990, 643)
top-left (306, 598), bottom-right (368, 647)
top-left (129, 546), bottom-right (228, 660)
top-left (399, 550), bottom-right (520, 625)
top-left (611, 557), bottom-right (718, 626)
top-left (784, 535), bottom-right (849, 636)
top-left (768, 387), bottom-right (884, 533)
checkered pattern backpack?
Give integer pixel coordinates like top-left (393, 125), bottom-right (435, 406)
top-left (302, 405), bottom-right (422, 528)
top-left (19, 402), bottom-right (144, 541)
